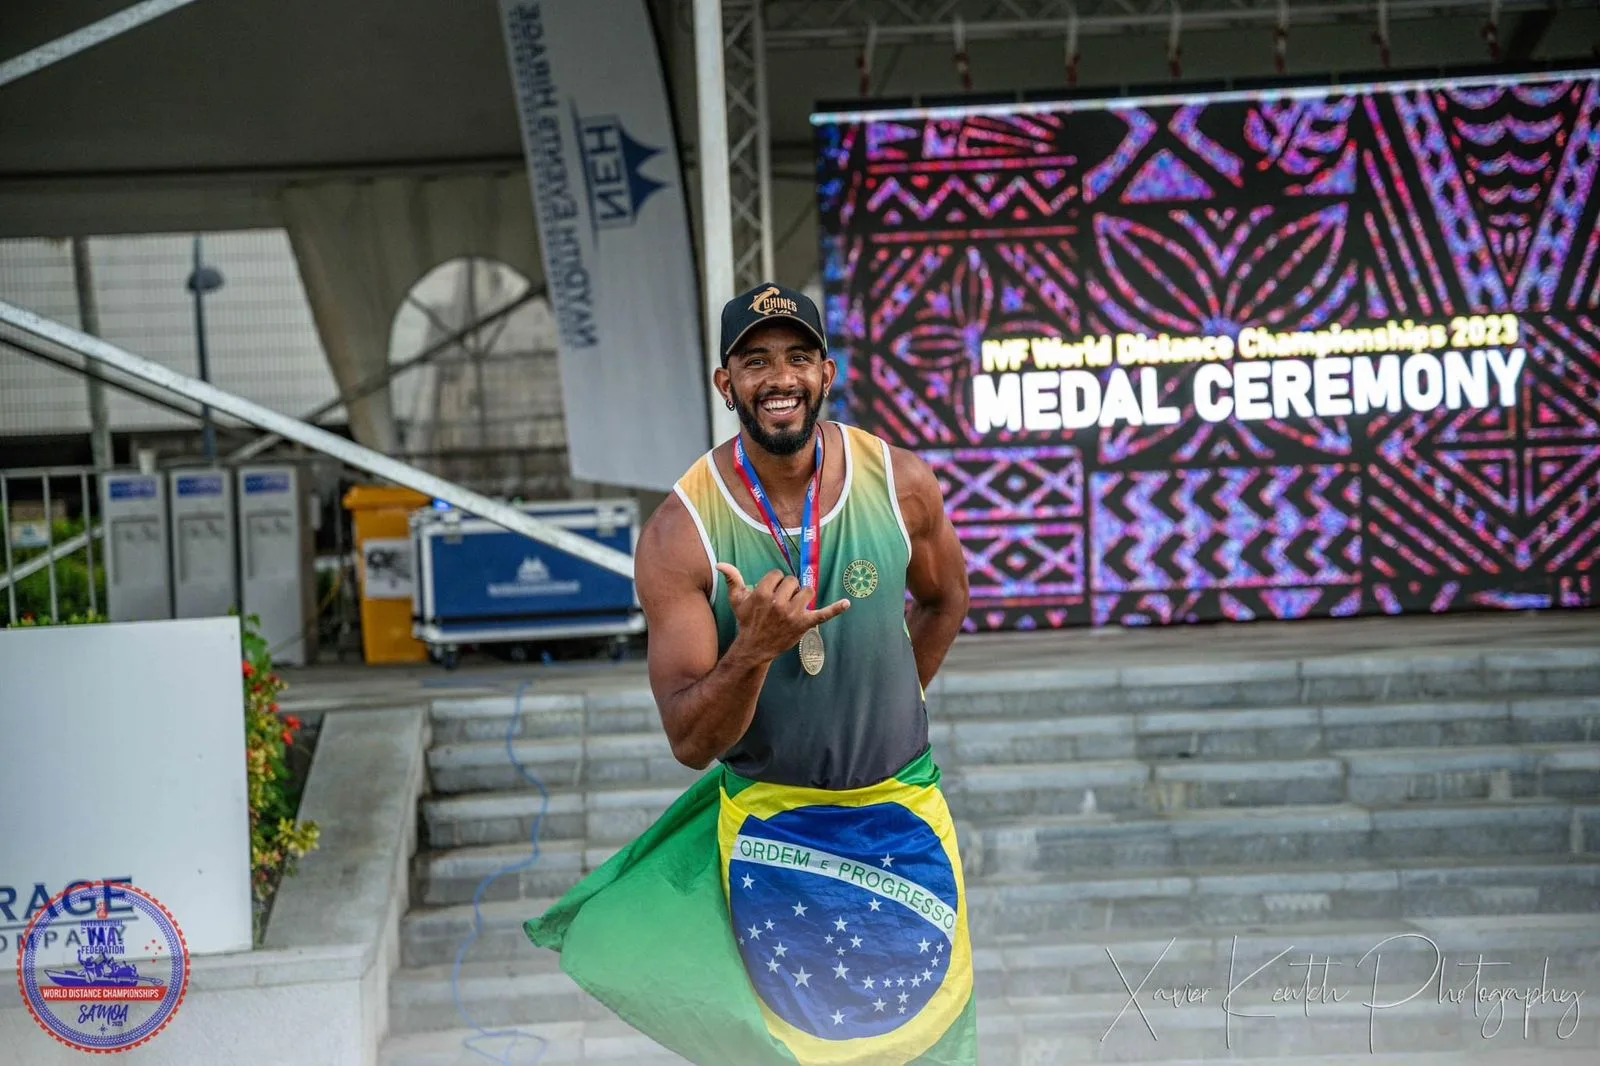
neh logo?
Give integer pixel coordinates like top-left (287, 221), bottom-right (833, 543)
top-left (17, 882), bottom-right (189, 1053)
top-left (577, 111), bottom-right (667, 229)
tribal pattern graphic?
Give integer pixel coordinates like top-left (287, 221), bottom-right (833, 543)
top-left (816, 73), bottom-right (1600, 629)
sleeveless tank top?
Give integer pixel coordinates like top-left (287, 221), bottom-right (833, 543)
top-left (671, 422), bottom-right (930, 791)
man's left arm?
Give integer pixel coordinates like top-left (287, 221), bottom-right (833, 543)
top-left (892, 446), bottom-right (970, 690)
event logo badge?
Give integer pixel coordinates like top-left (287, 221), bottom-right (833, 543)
top-left (577, 112), bottom-right (667, 230)
top-left (17, 882), bottom-right (189, 1053)
top-left (843, 559), bottom-right (879, 599)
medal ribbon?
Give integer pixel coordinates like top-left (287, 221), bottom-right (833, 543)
top-left (732, 430), bottom-right (823, 610)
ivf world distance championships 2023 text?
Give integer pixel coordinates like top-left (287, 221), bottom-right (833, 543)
top-left (972, 314), bottom-right (1528, 433)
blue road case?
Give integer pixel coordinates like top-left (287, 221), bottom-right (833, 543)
top-left (410, 498), bottom-right (645, 668)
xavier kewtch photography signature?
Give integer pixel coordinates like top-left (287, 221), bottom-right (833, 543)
top-left (1098, 932), bottom-right (1586, 1052)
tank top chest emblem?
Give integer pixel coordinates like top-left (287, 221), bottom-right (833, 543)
top-left (842, 558), bottom-right (879, 599)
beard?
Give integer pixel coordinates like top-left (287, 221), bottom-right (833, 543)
top-left (732, 387), bottom-right (825, 456)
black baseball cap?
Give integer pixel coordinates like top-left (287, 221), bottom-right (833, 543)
top-left (720, 282), bottom-right (828, 365)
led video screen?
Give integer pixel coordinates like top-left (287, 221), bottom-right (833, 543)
top-left (813, 71), bottom-right (1600, 630)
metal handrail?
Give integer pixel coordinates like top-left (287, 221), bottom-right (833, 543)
top-left (0, 300), bottom-right (635, 578)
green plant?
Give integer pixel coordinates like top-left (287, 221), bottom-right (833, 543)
top-left (240, 614), bottom-right (321, 916)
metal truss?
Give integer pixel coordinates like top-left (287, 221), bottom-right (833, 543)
top-left (725, 0), bottom-right (776, 291)
top-left (763, 0), bottom-right (1579, 46)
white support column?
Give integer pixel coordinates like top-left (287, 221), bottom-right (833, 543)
top-left (695, 0), bottom-right (741, 445)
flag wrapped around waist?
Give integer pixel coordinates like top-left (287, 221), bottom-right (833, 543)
top-left (525, 748), bottom-right (977, 1065)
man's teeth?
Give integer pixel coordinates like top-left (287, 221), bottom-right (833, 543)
top-left (762, 397), bottom-right (800, 412)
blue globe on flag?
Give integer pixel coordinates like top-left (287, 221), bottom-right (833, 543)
top-left (727, 801), bottom-right (959, 1040)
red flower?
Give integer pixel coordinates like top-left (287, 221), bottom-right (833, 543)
top-left (285, 715), bottom-right (302, 731)
top-left (242, 662), bottom-right (255, 679)
top-left (270, 702), bottom-right (280, 714)
top-left (280, 729), bottom-right (293, 746)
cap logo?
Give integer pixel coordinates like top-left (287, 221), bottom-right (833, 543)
top-left (750, 286), bottom-right (799, 317)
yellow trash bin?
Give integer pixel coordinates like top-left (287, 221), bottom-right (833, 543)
top-left (342, 484), bottom-right (431, 664)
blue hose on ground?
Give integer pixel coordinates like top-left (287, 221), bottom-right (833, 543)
top-left (451, 679), bottom-right (551, 1066)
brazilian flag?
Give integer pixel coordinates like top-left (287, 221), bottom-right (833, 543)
top-left (526, 749), bottom-right (978, 1064)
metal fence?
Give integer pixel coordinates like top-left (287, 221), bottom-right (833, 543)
top-left (0, 464), bottom-right (105, 625)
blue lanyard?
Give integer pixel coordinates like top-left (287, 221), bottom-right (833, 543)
top-left (731, 430), bottom-right (823, 609)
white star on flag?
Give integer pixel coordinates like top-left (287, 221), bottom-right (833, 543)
top-left (850, 936), bottom-right (863, 948)
top-left (918, 938), bottom-right (931, 953)
top-left (824, 934), bottom-right (834, 944)
top-left (833, 961), bottom-right (849, 979)
top-left (868, 899), bottom-right (882, 912)
top-left (935, 942), bottom-right (944, 953)
top-left (766, 959), bottom-right (780, 973)
top-left (834, 917), bottom-right (848, 932)
top-left (837, 947), bottom-right (846, 956)
top-left (881, 855), bottom-right (895, 867)
top-left (765, 919), bottom-right (775, 930)
top-left (792, 902), bottom-right (807, 917)
top-left (793, 968), bottom-right (812, 987)
top-left (741, 875), bottom-right (754, 889)
top-left (863, 977), bottom-right (876, 990)
top-left (922, 969), bottom-right (933, 981)
top-left (831, 1010), bottom-right (845, 1025)
top-left (899, 1005), bottom-right (907, 1014)
top-left (773, 943), bottom-right (787, 958)
top-left (748, 925), bottom-right (761, 939)
top-left (912, 975), bottom-right (923, 987)
top-left (873, 998), bottom-right (887, 1012)
top-left (898, 992), bottom-right (909, 1004)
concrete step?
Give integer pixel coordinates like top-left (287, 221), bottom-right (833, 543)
top-left (384, 1023), bottom-right (1598, 1066)
top-left (422, 782), bottom-right (686, 850)
top-left (384, 912), bottom-right (1600, 1061)
top-left (426, 732), bottom-right (701, 794)
top-left (414, 800), bottom-right (1600, 907)
top-left (1340, 743), bottom-right (1600, 806)
top-left (422, 697), bottom-right (1600, 796)
top-left (420, 744), bottom-right (1600, 849)
top-left (399, 854), bottom-right (1600, 969)
top-left (930, 645), bottom-right (1600, 719)
top-left (428, 689), bottom-right (661, 747)
top-left (384, 1016), bottom-right (1600, 1066)
top-left (386, 914), bottom-right (1600, 1041)
top-left (420, 646), bottom-right (1600, 744)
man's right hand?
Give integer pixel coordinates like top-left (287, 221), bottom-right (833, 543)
top-left (717, 563), bottom-right (851, 664)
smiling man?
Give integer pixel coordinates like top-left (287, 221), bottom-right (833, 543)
top-left (525, 282), bottom-right (977, 1064)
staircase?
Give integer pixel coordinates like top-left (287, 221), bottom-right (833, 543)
top-left (381, 628), bottom-right (1600, 1065)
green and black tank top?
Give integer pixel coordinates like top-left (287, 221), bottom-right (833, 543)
top-left (672, 422), bottom-right (929, 791)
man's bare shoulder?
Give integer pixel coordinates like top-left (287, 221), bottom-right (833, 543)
top-left (886, 443), bottom-right (943, 532)
top-left (636, 491), bottom-right (712, 598)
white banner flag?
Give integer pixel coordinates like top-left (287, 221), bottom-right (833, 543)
top-left (499, 0), bottom-right (709, 492)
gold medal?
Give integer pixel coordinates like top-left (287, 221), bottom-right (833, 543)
top-left (798, 627), bottom-right (825, 676)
